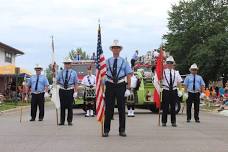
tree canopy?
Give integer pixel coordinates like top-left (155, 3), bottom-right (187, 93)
top-left (164, 0), bottom-right (228, 83)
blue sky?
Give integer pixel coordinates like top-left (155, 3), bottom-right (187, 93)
top-left (0, 0), bottom-right (179, 73)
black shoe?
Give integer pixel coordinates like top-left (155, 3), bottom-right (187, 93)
top-left (162, 123), bottom-right (166, 127)
top-left (119, 132), bottom-right (127, 137)
top-left (68, 122), bottom-right (73, 126)
top-left (195, 120), bottom-right (200, 123)
top-left (102, 132), bottom-right (109, 137)
top-left (38, 119), bottom-right (43, 121)
top-left (58, 123), bottom-right (64, 126)
top-left (187, 120), bottom-right (190, 123)
top-left (30, 119), bottom-right (35, 121)
top-left (172, 123), bottom-right (177, 127)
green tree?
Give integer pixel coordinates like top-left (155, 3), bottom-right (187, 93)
top-left (45, 64), bottom-right (59, 84)
top-left (68, 48), bottom-right (90, 60)
top-left (45, 64), bottom-right (53, 84)
top-left (164, 0), bottom-right (228, 84)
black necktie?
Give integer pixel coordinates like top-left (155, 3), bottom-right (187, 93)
top-left (113, 58), bottom-right (118, 79)
top-left (64, 70), bottom-right (69, 89)
top-left (87, 76), bottom-right (92, 85)
top-left (193, 75), bottom-right (196, 91)
top-left (169, 70), bottom-right (173, 90)
top-left (35, 75), bottom-right (39, 91)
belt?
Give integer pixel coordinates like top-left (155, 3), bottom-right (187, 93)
top-left (59, 86), bottom-right (74, 90)
top-left (107, 79), bottom-right (125, 84)
top-left (163, 88), bottom-right (177, 91)
top-left (32, 92), bottom-right (44, 94)
top-left (163, 86), bottom-right (177, 91)
top-left (188, 91), bottom-right (200, 94)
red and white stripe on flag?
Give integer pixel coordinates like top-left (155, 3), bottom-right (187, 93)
top-left (96, 54), bottom-right (106, 122)
top-left (153, 48), bottom-right (164, 109)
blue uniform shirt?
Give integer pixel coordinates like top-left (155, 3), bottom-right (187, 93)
top-left (27, 74), bottom-right (49, 93)
top-left (57, 69), bottom-right (78, 87)
top-left (184, 74), bottom-right (205, 92)
top-left (106, 57), bottom-right (132, 81)
top-left (132, 52), bottom-right (138, 60)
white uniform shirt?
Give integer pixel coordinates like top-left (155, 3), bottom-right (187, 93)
top-left (81, 75), bottom-right (96, 86)
top-left (162, 69), bottom-right (182, 90)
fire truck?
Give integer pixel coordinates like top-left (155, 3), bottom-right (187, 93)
top-left (71, 60), bottom-right (96, 110)
top-left (71, 56), bottom-right (181, 114)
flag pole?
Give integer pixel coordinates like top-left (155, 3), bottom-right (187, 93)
top-left (101, 114), bottom-right (104, 137)
top-left (158, 83), bottom-right (162, 126)
top-left (19, 95), bottom-right (23, 123)
top-left (101, 79), bottom-right (105, 136)
top-left (51, 35), bottom-right (59, 126)
top-left (158, 45), bottom-right (164, 127)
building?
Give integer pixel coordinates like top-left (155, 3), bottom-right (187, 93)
top-left (0, 42), bottom-right (24, 66)
top-left (0, 42), bottom-right (26, 95)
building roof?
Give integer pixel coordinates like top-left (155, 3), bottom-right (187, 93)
top-left (0, 42), bottom-right (24, 55)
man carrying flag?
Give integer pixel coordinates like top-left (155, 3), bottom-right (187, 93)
top-left (103, 40), bottom-right (132, 137)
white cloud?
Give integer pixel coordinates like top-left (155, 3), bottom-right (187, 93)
top-left (0, 0), bottom-right (179, 72)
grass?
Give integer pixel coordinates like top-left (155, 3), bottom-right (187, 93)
top-left (0, 101), bottom-right (30, 112)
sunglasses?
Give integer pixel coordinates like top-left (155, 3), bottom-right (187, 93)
top-left (191, 69), bottom-right (198, 71)
top-left (166, 61), bottom-right (174, 64)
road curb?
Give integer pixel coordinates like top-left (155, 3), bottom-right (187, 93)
top-left (0, 101), bottom-right (53, 114)
top-left (0, 105), bottom-right (30, 114)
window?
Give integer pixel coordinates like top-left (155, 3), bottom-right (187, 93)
top-left (5, 52), bottom-right (12, 63)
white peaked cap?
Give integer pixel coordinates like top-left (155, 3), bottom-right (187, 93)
top-left (34, 64), bottom-right (43, 69)
top-left (110, 40), bottom-right (123, 50)
top-left (166, 56), bottom-right (175, 62)
top-left (63, 57), bottom-right (72, 63)
top-left (189, 63), bottom-right (198, 70)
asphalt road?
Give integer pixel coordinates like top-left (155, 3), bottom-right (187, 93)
top-left (0, 103), bottom-right (228, 152)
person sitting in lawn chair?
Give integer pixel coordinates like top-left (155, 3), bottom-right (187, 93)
top-left (218, 82), bottom-right (228, 111)
top-left (81, 66), bottom-right (96, 117)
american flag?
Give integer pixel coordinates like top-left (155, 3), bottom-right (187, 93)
top-left (96, 24), bottom-right (106, 122)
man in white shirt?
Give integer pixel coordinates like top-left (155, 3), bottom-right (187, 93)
top-left (81, 66), bottom-right (96, 117)
top-left (162, 56), bottom-right (182, 127)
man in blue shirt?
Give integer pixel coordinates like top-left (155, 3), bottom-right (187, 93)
top-left (57, 58), bottom-right (78, 126)
top-left (103, 40), bottom-right (133, 137)
top-left (131, 50), bottom-right (139, 68)
top-left (184, 63), bottom-right (205, 123)
top-left (27, 64), bottom-right (49, 121)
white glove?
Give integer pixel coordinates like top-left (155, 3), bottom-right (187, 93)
top-left (44, 92), bottom-right (49, 98)
top-left (24, 95), bottom-right (28, 101)
top-left (73, 92), bottom-right (78, 98)
top-left (177, 90), bottom-right (183, 97)
top-left (200, 93), bottom-right (205, 99)
top-left (183, 92), bottom-right (188, 100)
top-left (124, 89), bottom-right (131, 97)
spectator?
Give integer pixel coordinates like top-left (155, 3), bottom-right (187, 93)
top-left (131, 50), bottom-right (139, 68)
top-left (74, 51), bottom-right (81, 61)
top-left (90, 52), bottom-right (96, 60)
